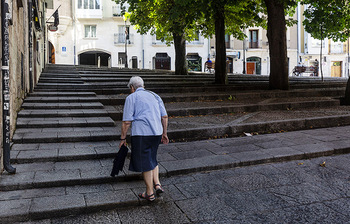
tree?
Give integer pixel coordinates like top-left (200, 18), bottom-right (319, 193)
top-left (263, 0), bottom-right (297, 90)
top-left (303, 0), bottom-right (345, 80)
top-left (302, 0), bottom-right (350, 103)
top-left (116, 0), bottom-right (199, 75)
top-left (197, 0), bottom-right (265, 84)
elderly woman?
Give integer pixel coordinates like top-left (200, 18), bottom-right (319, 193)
top-left (119, 76), bottom-right (169, 201)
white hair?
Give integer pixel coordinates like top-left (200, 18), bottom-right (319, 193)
top-left (127, 76), bottom-right (144, 89)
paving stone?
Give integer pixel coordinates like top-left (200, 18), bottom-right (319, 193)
top-left (58, 147), bottom-right (97, 159)
top-left (157, 152), bottom-right (177, 162)
top-left (209, 144), bottom-right (262, 155)
top-left (160, 158), bottom-right (205, 175)
top-left (30, 194), bottom-right (86, 220)
top-left (291, 143), bottom-right (334, 158)
top-left (33, 169), bottom-right (81, 187)
top-left (170, 149), bottom-right (213, 160)
top-left (16, 149), bottom-right (58, 162)
top-left (175, 195), bottom-right (238, 222)
top-left (11, 143), bottom-right (40, 151)
top-left (0, 187), bottom-right (65, 201)
top-left (262, 146), bottom-right (305, 161)
top-left (0, 199), bottom-right (31, 222)
top-left (54, 160), bottom-right (102, 171)
top-left (250, 203), bottom-right (349, 223)
top-left (66, 183), bottom-right (114, 195)
top-left (268, 182), bottom-right (338, 205)
top-left (84, 189), bottom-right (137, 211)
top-left (12, 162), bottom-right (55, 173)
top-left (254, 139), bottom-right (297, 149)
top-left (50, 209), bottom-right (121, 224)
top-left (0, 172), bottom-right (35, 190)
top-left (230, 150), bottom-right (273, 166)
top-left (118, 201), bottom-right (189, 224)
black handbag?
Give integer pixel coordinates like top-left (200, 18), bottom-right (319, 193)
top-left (110, 144), bottom-right (129, 177)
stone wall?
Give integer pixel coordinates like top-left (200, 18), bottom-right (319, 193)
top-left (9, 0), bottom-right (29, 141)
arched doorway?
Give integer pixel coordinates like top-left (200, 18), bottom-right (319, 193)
top-left (48, 42), bottom-right (55, 64)
top-left (78, 51), bottom-right (111, 67)
top-left (246, 57), bottom-right (261, 74)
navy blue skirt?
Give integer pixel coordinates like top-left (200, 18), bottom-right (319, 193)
top-left (129, 135), bottom-right (162, 172)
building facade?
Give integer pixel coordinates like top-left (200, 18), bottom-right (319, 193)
top-left (209, 4), bottom-right (349, 78)
top-left (47, 0), bottom-right (210, 72)
top-left (1, 0), bottom-right (47, 172)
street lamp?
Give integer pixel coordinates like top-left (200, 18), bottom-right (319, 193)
top-left (243, 38), bottom-right (246, 74)
top-left (123, 15), bottom-right (128, 68)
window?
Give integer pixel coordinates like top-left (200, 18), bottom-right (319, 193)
top-left (85, 25), bottom-right (96, 38)
top-left (249, 30), bottom-right (259, 48)
top-left (78, 0), bottom-right (100, 9)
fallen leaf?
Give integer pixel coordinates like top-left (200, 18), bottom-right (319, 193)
top-left (320, 161), bottom-right (326, 167)
top-left (298, 163), bottom-right (304, 165)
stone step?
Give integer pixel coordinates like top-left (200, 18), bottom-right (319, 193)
top-left (0, 182), bottom-right (140, 223)
top-left (16, 117), bottom-right (115, 128)
top-left (38, 78), bottom-right (84, 84)
top-left (3, 125), bottom-right (350, 223)
top-left (21, 102), bottom-right (104, 109)
top-left (12, 127), bottom-right (117, 144)
top-left (108, 99), bottom-right (340, 120)
top-left (12, 113), bottom-right (350, 144)
top-left (10, 141), bottom-right (117, 164)
top-left (28, 91), bottom-right (96, 97)
top-left (17, 109), bottom-right (109, 118)
top-left (98, 89), bottom-right (344, 105)
top-left (24, 96), bottom-right (100, 103)
top-left (4, 128), bottom-right (350, 192)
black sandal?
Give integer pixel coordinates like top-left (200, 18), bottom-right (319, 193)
top-left (138, 192), bottom-right (156, 202)
top-left (154, 184), bottom-right (164, 194)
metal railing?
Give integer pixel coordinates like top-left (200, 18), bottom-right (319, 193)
top-left (114, 33), bottom-right (134, 44)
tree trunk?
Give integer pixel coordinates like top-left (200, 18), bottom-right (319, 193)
top-left (264, 0), bottom-right (289, 90)
top-left (214, 3), bottom-right (228, 84)
top-left (173, 32), bottom-right (188, 75)
top-left (344, 78), bottom-right (350, 105)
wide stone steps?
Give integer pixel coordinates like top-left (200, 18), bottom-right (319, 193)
top-left (98, 89), bottom-right (344, 105)
top-left (17, 109), bottom-right (109, 118)
top-left (39, 78), bottom-right (84, 84)
top-left (27, 91), bottom-right (96, 97)
top-left (21, 102), bottom-right (104, 109)
top-left (108, 99), bottom-right (340, 120)
top-left (12, 126), bottom-right (117, 144)
top-left (16, 117), bottom-right (115, 128)
top-left (24, 96), bottom-right (100, 103)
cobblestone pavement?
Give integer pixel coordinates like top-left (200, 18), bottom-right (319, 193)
top-left (19, 153), bottom-right (350, 224)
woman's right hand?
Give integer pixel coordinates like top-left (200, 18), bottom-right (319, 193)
top-left (161, 134), bottom-right (169, 144)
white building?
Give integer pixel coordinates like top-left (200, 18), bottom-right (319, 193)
top-left (46, 0), bottom-right (210, 72)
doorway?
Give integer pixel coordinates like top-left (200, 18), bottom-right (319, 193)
top-left (331, 61), bottom-right (342, 77)
top-left (247, 57), bottom-right (261, 74)
top-left (48, 42), bottom-right (55, 64)
top-left (79, 51), bottom-right (111, 66)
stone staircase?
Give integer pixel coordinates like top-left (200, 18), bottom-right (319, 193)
top-left (1, 64), bottom-right (349, 223)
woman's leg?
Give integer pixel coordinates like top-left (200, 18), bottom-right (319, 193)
top-left (142, 170), bottom-right (154, 195)
top-left (152, 165), bottom-right (160, 186)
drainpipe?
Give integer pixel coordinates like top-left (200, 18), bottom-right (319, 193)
top-left (1, 0), bottom-right (16, 174)
top-left (28, 0), bottom-right (33, 92)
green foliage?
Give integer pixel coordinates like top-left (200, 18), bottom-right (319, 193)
top-left (197, 0), bottom-right (266, 40)
top-left (115, 0), bottom-right (200, 44)
top-left (302, 0), bottom-right (350, 42)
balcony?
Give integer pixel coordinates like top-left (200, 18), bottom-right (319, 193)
top-left (114, 33), bottom-right (134, 45)
top-left (112, 5), bottom-right (129, 18)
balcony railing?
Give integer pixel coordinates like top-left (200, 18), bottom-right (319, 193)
top-left (112, 5), bottom-right (129, 17)
top-left (114, 33), bottom-right (134, 45)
